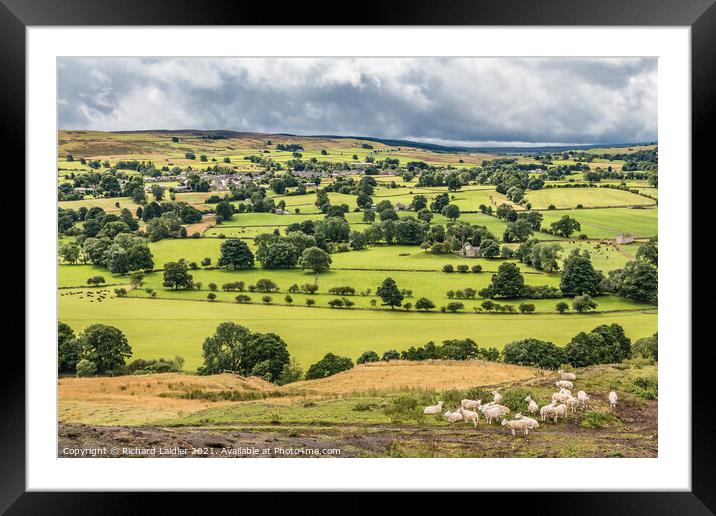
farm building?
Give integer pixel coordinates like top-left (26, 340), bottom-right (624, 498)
top-left (615, 233), bottom-right (635, 244)
top-left (462, 244), bottom-right (482, 258)
top-left (395, 202), bottom-right (407, 211)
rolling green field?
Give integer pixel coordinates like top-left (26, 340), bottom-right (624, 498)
top-left (526, 188), bottom-right (656, 209)
top-left (539, 207), bottom-right (657, 239)
top-left (58, 293), bottom-right (657, 371)
top-left (57, 130), bottom-right (658, 376)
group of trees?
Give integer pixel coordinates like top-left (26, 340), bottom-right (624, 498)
top-left (215, 235), bottom-right (333, 273)
top-left (64, 232), bottom-right (154, 274)
top-left (59, 322), bottom-right (132, 376)
top-left (358, 338), bottom-right (500, 364)
top-left (197, 323), bottom-right (357, 383)
top-left (198, 322), bottom-right (291, 382)
top-left (500, 323), bottom-right (635, 369)
top-left (352, 322), bottom-right (645, 372)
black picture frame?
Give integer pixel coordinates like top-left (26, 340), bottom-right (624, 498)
top-left (3, 0), bottom-right (712, 512)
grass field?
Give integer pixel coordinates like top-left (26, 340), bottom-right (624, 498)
top-left (58, 293), bottom-right (657, 371)
top-left (539, 207), bottom-right (657, 239)
top-left (55, 130), bottom-right (659, 458)
top-left (526, 188), bottom-right (656, 209)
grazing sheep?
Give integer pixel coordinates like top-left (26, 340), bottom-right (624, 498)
top-left (501, 418), bottom-right (538, 436)
top-left (461, 399), bottom-right (482, 411)
top-left (481, 404), bottom-right (504, 424)
top-left (552, 403), bottom-right (568, 421)
top-left (423, 401), bottom-right (444, 415)
top-left (558, 369), bottom-right (577, 381)
top-left (564, 395), bottom-right (579, 413)
top-left (510, 414), bottom-right (540, 435)
top-left (524, 395), bottom-right (539, 415)
top-left (444, 409), bottom-right (464, 423)
top-left (556, 380), bottom-right (574, 390)
top-left (491, 390), bottom-right (502, 404)
top-left (459, 407), bottom-right (479, 427)
top-left (609, 391), bottom-right (618, 408)
top-left (539, 404), bottom-right (555, 422)
top-left (489, 404), bottom-right (510, 417)
top-left (552, 390), bottom-right (570, 403)
top-left (577, 390), bottom-right (590, 409)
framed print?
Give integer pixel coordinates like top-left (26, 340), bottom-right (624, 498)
top-left (4, 0), bottom-right (714, 511)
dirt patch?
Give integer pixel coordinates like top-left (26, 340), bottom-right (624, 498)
top-left (184, 214), bottom-right (217, 236)
top-left (58, 397), bottom-right (657, 458)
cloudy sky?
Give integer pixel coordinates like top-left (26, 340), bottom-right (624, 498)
top-left (58, 57), bottom-right (657, 147)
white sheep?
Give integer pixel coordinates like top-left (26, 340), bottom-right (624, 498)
top-left (564, 395), bottom-right (579, 413)
top-left (552, 403), bottom-right (568, 421)
top-left (459, 407), bottom-right (479, 427)
top-left (577, 390), bottom-right (590, 409)
top-left (609, 391), bottom-right (618, 408)
top-left (556, 380), bottom-right (574, 390)
top-left (558, 369), bottom-right (577, 381)
top-left (491, 390), bottom-right (502, 404)
top-left (539, 404), bottom-right (555, 421)
top-left (481, 404), bottom-right (503, 424)
top-left (444, 409), bottom-right (464, 423)
top-left (551, 390), bottom-right (570, 403)
top-left (501, 418), bottom-right (537, 436)
top-left (461, 399), bottom-right (482, 411)
top-left (491, 404), bottom-right (510, 417)
top-left (524, 395), bottom-right (539, 415)
top-left (510, 414), bottom-right (540, 435)
top-left (423, 401), bottom-right (444, 415)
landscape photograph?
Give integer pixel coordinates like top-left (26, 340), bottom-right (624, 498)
top-left (56, 57), bottom-right (659, 458)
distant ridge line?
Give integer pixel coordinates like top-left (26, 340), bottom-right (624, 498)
top-left (100, 128), bottom-right (655, 154)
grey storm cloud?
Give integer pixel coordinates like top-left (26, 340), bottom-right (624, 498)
top-left (58, 57), bottom-right (657, 147)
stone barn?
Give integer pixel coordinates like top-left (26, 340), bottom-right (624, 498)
top-left (615, 233), bottom-right (635, 244)
top-left (462, 244), bottom-right (482, 258)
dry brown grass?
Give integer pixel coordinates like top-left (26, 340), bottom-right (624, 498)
top-left (283, 360), bottom-right (539, 395)
top-left (58, 373), bottom-right (275, 425)
top-left (58, 361), bottom-right (539, 425)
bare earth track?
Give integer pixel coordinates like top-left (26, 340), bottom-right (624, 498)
top-left (58, 396), bottom-right (657, 458)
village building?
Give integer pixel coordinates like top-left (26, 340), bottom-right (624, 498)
top-left (462, 243), bottom-right (482, 258)
top-left (615, 233), bottom-right (635, 244)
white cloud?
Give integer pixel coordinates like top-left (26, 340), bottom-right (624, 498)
top-left (58, 57), bottom-right (657, 146)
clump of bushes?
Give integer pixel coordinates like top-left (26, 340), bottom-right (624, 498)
top-left (383, 394), bottom-right (426, 424)
top-left (503, 338), bottom-right (567, 370)
top-left (500, 388), bottom-right (535, 413)
top-left (127, 356), bottom-right (184, 375)
top-left (631, 376), bottom-right (658, 399)
top-left (305, 353), bottom-right (354, 380)
top-left (328, 286), bottom-right (356, 296)
top-left (633, 333), bottom-right (658, 361)
top-left (357, 351), bottom-right (380, 364)
top-left (580, 411), bottom-right (616, 429)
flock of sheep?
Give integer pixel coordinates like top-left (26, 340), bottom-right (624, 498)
top-left (424, 370), bottom-right (619, 436)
